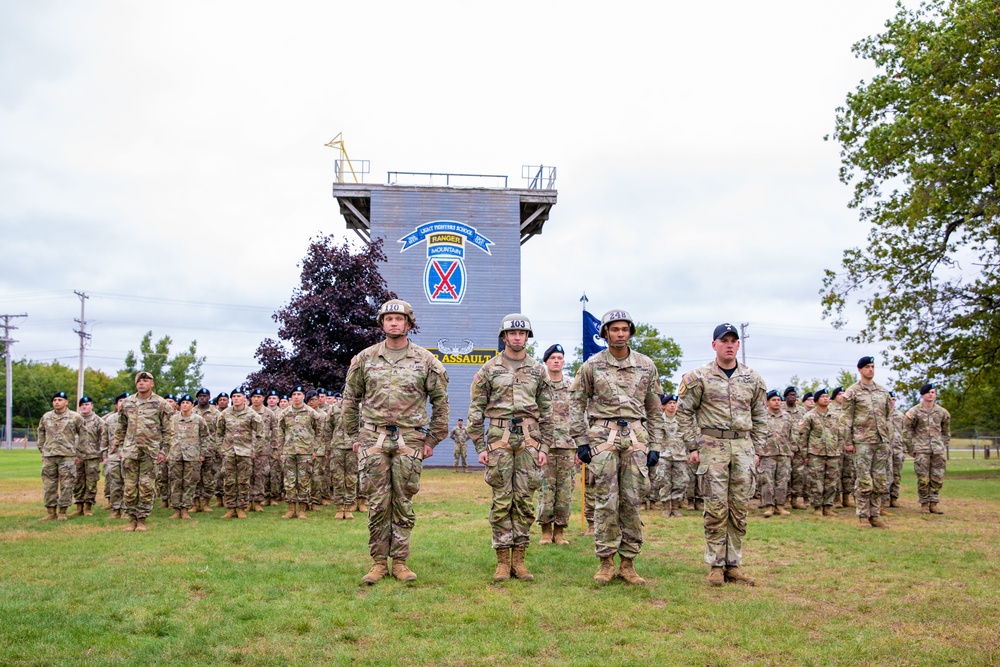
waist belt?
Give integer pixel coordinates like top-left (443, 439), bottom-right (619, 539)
top-left (359, 423), bottom-right (422, 460)
top-left (486, 417), bottom-right (539, 454)
top-left (701, 428), bottom-right (750, 440)
top-left (590, 418), bottom-right (648, 456)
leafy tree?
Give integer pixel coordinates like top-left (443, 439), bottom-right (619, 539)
top-left (246, 235), bottom-right (394, 392)
top-left (0, 360), bottom-right (117, 428)
top-left (120, 331), bottom-right (205, 397)
top-left (565, 323), bottom-right (683, 392)
top-left (822, 0), bottom-right (1000, 389)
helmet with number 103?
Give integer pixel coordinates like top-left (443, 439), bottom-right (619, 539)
top-left (498, 313), bottom-right (534, 338)
top-left (377, 299), bottom-right (416, 327)
top-left (599, 309), bottom-right (636, 338)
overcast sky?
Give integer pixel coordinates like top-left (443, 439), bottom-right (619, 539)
top-left (1, 0), bottom-right (906, 398)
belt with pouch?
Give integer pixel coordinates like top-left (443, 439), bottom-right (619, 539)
top-left (485, 417), bottom-right (540, 454)
top-left (588, 418), bottom-right (648, 456)
top-left (358, 422), bottom-right (422, 460)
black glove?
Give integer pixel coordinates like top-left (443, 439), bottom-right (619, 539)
top-left (646, 450), bottom-right (660, 467)
top-left (577, 444), bottom-right (592, 464)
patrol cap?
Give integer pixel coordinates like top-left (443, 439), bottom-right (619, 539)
top-left (543, 344), bottom-right (564, 362)
top-left (857, 355), bottom-right (875, 369)
top-left (178, 393), bottom-right (193, 404)
top-left (291, 386), bottom-right (306, 394)
top-left (814, 388), bottom-right (829, 399)
top-left (919, 382), bottom-right (935, 395)
top-left (660, 393), bottom-right (678, 404)
top-left (377, 299), bottom-right (416, 326)
top-left (196, 387), bottom-right (211, 397)
top-left (599, 309), bottom-right (635, 338)
top-left (766, 389), bottom-right (780, 401)
top-left (250, 388), bottom-right (264, 397)
top-left (231, 387), bottom-right (245, 397)
top-left (52, 391), bottom-right (68, 401)
top-left (713, 323), bottom-right (739, 340)
top-left (78, 396), bottom-right (93, 406)
top-left (499, 313), bottom-right (534, 338)
top-left (304, 390), bottom-right (318, 401)
top-left (134, 371), bottom-right (154, 383)
top-left (783, 386), bottom-right (797, 398)
top-left (831, 386), bottom-right (844, 400)
top-left (803, 392), bottom-right (814, 401)
top-left (114, 392), bottom-right (130, 403)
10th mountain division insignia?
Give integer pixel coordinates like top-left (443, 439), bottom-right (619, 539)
top-left (398, 221), bottom-right (493, 305)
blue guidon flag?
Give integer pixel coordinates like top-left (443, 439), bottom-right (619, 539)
top-left (399, 221), bottom-right (493, 305)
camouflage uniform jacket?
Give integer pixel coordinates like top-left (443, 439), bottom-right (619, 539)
top-left (76, 412), bottom-right (108, 460)
top-left (843, 381), bottom-right (894, 445)
top-left (170, 412), bottom-right (208, 461)
top-left (329, 402), bottom-right (349, 450)
top-left (759, 409), bottom-right (794, 457)
top-left (467, 353), bottom-right (554, 454)
top-left (193, 404), bottom-right (221, 455)
top-left (251, 405), bottom-right (277, 457)
top-left (449, 426), bottom-right (470, 446)
top-left (891, 410), bottom-right (906, 454)
top-left (662, 414), bottom-right (687, 460)
top-left (37, 409), bottom-right (86, 457)
top-left (545, 376), bottom-right (575, 450)
top-left (103, 412), bottom-right (121, 460)
top-left (676, 361), bottom-right (767, 452)
top-left (569, 348), bottom-right (666, 451)
top-left (904, 403), bottom-right (951, 455)
top-left (783, 403), bottom-right (808, 452)
top-left (216, 406), bottom-right (262, 457)
top-left (114, 393), bottom-right (175, 459)
top-left (276, 404), bottom-right (322, 456)
top-left (342, 340), bottom-right (450, 448)
top-left (312, 409), bottom-right (331, 457)
top-left (797, 407), bottom-right (843, 457)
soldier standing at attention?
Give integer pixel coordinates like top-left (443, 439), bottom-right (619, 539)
top-left (216, 388), bottom-right (262, 519)
top-left (211, 391), bottom-right (230, 507)
top-left (193, 388), bottom-right (220, 513)
top-left (344, 299), bottom-right (449, 585)
top-left (450, 419), bottom-right (470, 473)
top-left (572, 309), bottom-right (665, 586)
top-left (248, 388), bottom-right (275, 512)
top-left (277, 386), bottom-right (322, 520)
top-left (168, 394), bottom-right (208, 520)
top-left (758, 390), bottom-right (793, 518)
top-left (843, 356), bottom-right (894, 528)
top-left (885, 391), bottom-right (906, 510)
top-left (265, 389), bottom-right (284, 505)
top-left (784, 387), bottom-right (809, 510)
top-left (905, 383), bottom-right (951, 514)
top-left (305, 390), bottom-right (330, 511)
top-left (156, 394), bottom-right (178, 508)
top-left (38, 391), bottom-right (85, 521)
top-left (677, 323), bottom-right (766, 587)
top-left (468, 316), bottom-right (552, 582)
top-left (114, 371), bottom-right (174, 532)
top-left (102, 392), bottom-right (129, 517)
top-left (802, 392), bottom-right (815, 410)
top-left (329, 389), bottom-right (357, 520)
top-left (798, 388), bottom-right (843, 516)
top-left (537, 343), bottom-right (575, 545)
top-left (73, 396), bottom-right (106, 517)
top-left (657, 393), bottom-right (689, 519)
top-left (830, 386), bottom-right (855, 508)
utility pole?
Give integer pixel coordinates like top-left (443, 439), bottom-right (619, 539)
top-left (740, 322), bottom-right (750, 366)
top-left (2, 313), bottom-right (28, 450)
top-left (74, 291), bottom-right (90, 404)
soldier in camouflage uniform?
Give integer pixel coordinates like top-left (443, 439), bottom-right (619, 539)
top-left (885, 392), bottom-right (906, 509)
top-left (73, 396), bottom-right (107, 516)
top-left (277, 386), bottom-right (322, 519)
top-left (843, 356), bottom-right (894, 528)
top-left (905, 383), bottom-right (951, 514)
top-left (572, 310), bottom-right (664, 586)
top-left (265, 389), bottom-right (284, 504)
top-left (168, 394), bottom-right (208, 519)
top-left (450, 419), bottom-right (470, 473)
top-left (193, 388), bottom-right (220, 513)
top-left (677, 324), bottom-right (766, 587)
top-left (798, 388), bottom-right (843, 516)
top-left (102, 392), bottom-right (128, 516)
top-left (155, 394), bottom-right (177, 507)
top-left (249, 388), bottom-right (275, 512)
top-left (536, 344), bottom-right (576, 545)
top-left (114, 371), bottom-right (175, 531)
top-left (328, 392), bottom-right (358, 520)
top-left (469, 316), bottom-right (552, 582)
top-left (344, 300), bottom-right (450, 585)
top-left (216, 388), bottom-right (262, 519)
top-left (783, 387), bottom-right (809, 509)
top-left (830, 386), bottom-right (856, 508)
top-left (656, 393), bottom-right (689, 518)
top-left (37, 391), bottom-right (85, 521)
top-left (305, 391), bottom-right (331, 510)
top-left (212, 391), bottom-right (230, 506)
top-left (758, 390), bottom-right (793, 517)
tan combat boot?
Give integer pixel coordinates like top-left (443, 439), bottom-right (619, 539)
top-left (833, 493), bottom-right (843, 508)
top-left (858, 517), bottom-right (869, 528)
top-left (776, 505), bottom-right (790, 516)
top-left (763, 506), bottom-right (774, 518)
top-left (362, 558), bottom-right (389, 585)
top-left (694, 498), bottom-right (705, 511)
top-left (282, 502), bottom-right (297, 519)
top-left (584, 521), bottom-right (595, 537)
top-left (593, 556), bottom-right (615, 584)
top-left (253, 502), bottom-right (264, 513)
top-left (493, 548), bottom-right (512, 581)
top-left (869, 515), bottom-right (889, 528)
top-left (135, 517), bottom-right (148, 532)
top-left (124, 516), bottom-right (137, 532)
top-left (161, 500), bottom-right (170, 509)
top-left (553, 526), bottom-right (569, 545)
top-left (40, 507), bottom-right (57, 521)
top-left (929, 503), bottom-right (944, 514)
top-left (221, 508), bottom-right (236, 519)
top-left (180, 509), bottom-right (192, 520)
top-left (707, 566), bottom-right (725, 587)
top-left (170, 509), bottom-right (182, 519)
top-left (348, 501), bottom-right (359, 512)
top-left (889, 497), bottom-right (900, 508)
top-left (74, 502), bottom-right (85, 516)
top-left (335, 506), bottom-right (345, 520)
top-left (661, 501), bottom-right (673, 519)
top-left (511, 545), bottom-right (534, 581)
top-left (215, 496), bottom-right (224, 507)
top-left (617, 558), bottom-right (646, 585)
top-left (110, 509), bottom-right (122, 519)
top-left (724, 566), bottom-right (755, 586)
top-left (192, 498), bottom-right (203, 513)
top-left (392, 560), bottom-right (418, 582)
top-left (813, 507), bottom-right (824, 516)
top-left (296, 504), bottom-right (308, 519)
top-left (236, 508), bottom-right (247, 519)
top-left (678, 498), bottom-right (691, 510)
top-left (84, 502), bottom-right (93, 516)
top-left (321, 499), bottom-right (332, 506)
top-left (539, 524), bottom-right (553, 545)
top-left (844, 493), bottom-right (856, 508)
top-left (792, 497), bottom-right (807, 510)
top-left (357, 499), bottom-right (368, 512)
top-left (57, 507), bottom-right (68, 521)
top-left (103, 500), bottom-right (112, 511)
top-left (342, 507), bottom-right (354, 520)
top-left (920, 503), bottom-right (930, 514)
top-left (823, 506), bottom-right (837, 517)
top-left (262, 498), bottom-right (271, 507)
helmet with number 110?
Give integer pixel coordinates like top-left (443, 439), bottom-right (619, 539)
top-left (599, 309), bottom-right (636, 338)
top-left (498, 313), bottom-right (534, 338)
top-left (377, 299), bottom-right (416, 327)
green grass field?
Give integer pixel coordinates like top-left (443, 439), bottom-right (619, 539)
top-left (1, 450), bottom-right (997, 667)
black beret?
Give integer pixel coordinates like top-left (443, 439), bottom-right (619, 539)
top-left (783, 386), bottom-right (797, 398)
top-left (803, 392), bottom-right (814, 400)
top-left (52, 391), bottom-right (68, 400)
top-left (831, 386), bottom-right (844, 400)
top-left (165, 394), bottom-right (176, 400)
top-left (291, 386), bottom-right (306, 394)
top-left (196, 387), bottom-right (211, 396)
top-left (304, 390), bottom-right (318, 401)
top-left (857, 355), bottom-right (875, 369)
top-left (178, 394), bottom-right (193, 403)
top-left (317, 387), bottom-right (328, 395)
top-left (281, 394), bottom-right (290, 400)
top-left (78, 396), bottom-right (93, 406)
top-left (267, 389), bottom-right (278, 397)
top-left (332, 392), bottom-right (342, 398)
top-left (230, 387), bottom-right (245, 397)
top-left (114, 392), bottom-right (130, 403)
top-left (216, 392), bottom-right (229, 400)
top-left (250, 388), bottom-right (264, 396)
top-left (659, 393), bottom-right (678, 405)
top-left (814, 388), bottom-right (829, 398)
top-left (766, 390), bottom-right (780, 401)
top-left (889, 390), bottom-right (896, 398)
top-left (919, 382), bottom-right (935, 396)
top-left (713, 323), bottom-right (739, 340)
top-left (543, 344), bottom-right (565, 362)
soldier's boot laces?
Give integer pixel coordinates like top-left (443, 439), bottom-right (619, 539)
top-left (724, 566), bottom-right (755, 586)
top-left (84, 502), bottom-right (93, 516)
top-left (844, 494), bottom-right (856, 508)
top-left (813, 507), bottom-right (824, 517)
top-left (539, 524), bottom-right (553, 545)
top-left (180, 509), bottom-right (192, 520)
top-left (74, 503), bottom-right (85, 516)
top-left (221, 509), bottom-right (237, 519)
top-left (617, 558), bottom-right (647, 586)
top-left (553, 526), bottom-right (569, 545)
top-left (707, 566), bottom-right (725, 587)
top-left (236, 508), bottom-right (247, 519)
top-left (763, 506), bottom-right (774, 518)
top-left (593, 557), bottom-right (615, 585)
top-left (511, 545), bottom-right (534, 581)
top-left (124, 517), bottom-right (137, 532)
top-left (584, 521), bottom-right (595, 536)
top-left (929, 502), bottom-right (944, 514)
top-left (391, 560), bottom-right (418, 582)
top-left (362, 559), bottom-right (389, 585)
top-left (57, 507), bottom-right (68, 521)
top-left (40, 507), bottom-right (57, 521)
top-left (170, 509), bottom-right (182, 519)
top-left (493, 548), bottom-right (511, 581)
top-left (135, 517), bottom-right (148, 532)
top-left (776, 505), bottom-right (790, 516)
top-left (296, 504), bottom-right (308, 519)
top-left (869, 515), bottom-right (889, 528)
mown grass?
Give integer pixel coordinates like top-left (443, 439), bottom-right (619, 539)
top-left (1, 450), bottom-right (997, 667)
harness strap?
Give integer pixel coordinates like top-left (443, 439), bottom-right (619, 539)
top-left (359, 423), bottom-right (421, 460)
top-left (589, 418), bottom-right (648, 457)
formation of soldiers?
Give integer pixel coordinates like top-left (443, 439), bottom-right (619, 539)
top-left (33, 302), bottom-right (951, 587)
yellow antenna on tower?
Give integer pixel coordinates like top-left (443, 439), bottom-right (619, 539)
top-left (325, 132), bottom-right (360, 184)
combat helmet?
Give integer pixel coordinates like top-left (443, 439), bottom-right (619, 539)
top-left (498, 313), bottom-right (534, 338)
top-left (377, 299), bottom-right (416, 327)
top-left (599, 309), bottom-right (636, 338)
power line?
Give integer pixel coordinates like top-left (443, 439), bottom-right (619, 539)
top-left (73, 291), bottom-right (90, 402)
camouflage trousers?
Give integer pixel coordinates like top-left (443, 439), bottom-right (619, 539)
top-left (267, 455), bottom-right (283, 500)
top-left (198, 452), bottom-right (219, 500)
top-left (758, 455), bottom-right (790, 508)
top-left (283, 454), bottom-right (312, 503)
top-left (104, 459), bottom-right (125, 510)
top-left (454, 442), bottom-right (468, 470)
top-left (329, 448), bottom-right (358, 506)
top-left (537, 448), bottom-right (575, 527)
top-left (698, 437), bottom-right (755, 568)
top-left (808, 454), bottom-right (841, 508)
top-left (853, 442), bottom-right (890, 519)
top-left (685, 459), bottom-right (702, 501)
top-left (591, 448), bottom-right (649, 560)
top-left (789, 449), bottom-right (809, 500)
top-left (483, 443), bottom-right (543, 549)
top-left (42, 456), bottom-right (76, 508)
top-left (155, 459), bottom-right (170, 502)
top-left (168, 459), bottom-right (201, 510)
top-left (222, 454), bottom-right (252, 510)
top-left (886, 449), bottom-right (904, 500)
top-left (358, 431), bottom-right (424, 560)
top-left (311, 455), bottom-right (330, 505)
top-left (73, 458), bottom-right (101, 504)
top-left (250, 455), bottom-right (269, 503)
top-left (914, 450), bottom-right (946, 505)
top-left (583, 463), bottom-right (595, 522)
top-left (214, 453), bottom-right (226, 497)
top-left (123, 451), bottom-right (155, 519)
top-left (841, 449), bottom-right (856, 496)
top-left (655, 458), bottom-right (689, 504)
